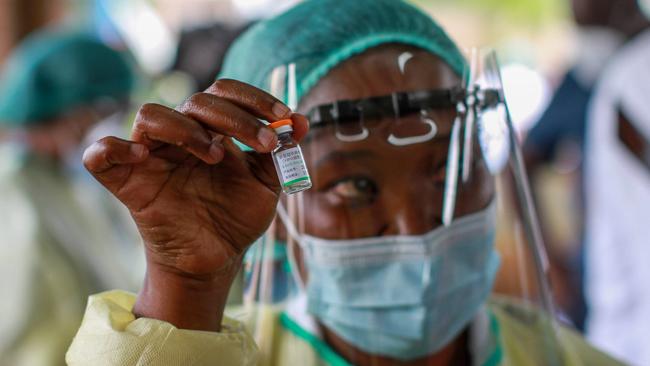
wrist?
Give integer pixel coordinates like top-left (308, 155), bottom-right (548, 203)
top-left (133, 261), bottom-right (240, 332)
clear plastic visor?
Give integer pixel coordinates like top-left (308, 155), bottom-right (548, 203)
top-left (238, 48), bottom-right (565, 365)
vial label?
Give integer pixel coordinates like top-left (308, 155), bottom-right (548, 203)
top-left (275, 147), bottom-right (309, 186)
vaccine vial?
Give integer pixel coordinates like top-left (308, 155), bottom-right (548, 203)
top-left (270, 119), bottom-right (312, 194)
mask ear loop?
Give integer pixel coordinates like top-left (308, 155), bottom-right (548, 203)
top-left (276, 201), bottom-right (307, 292)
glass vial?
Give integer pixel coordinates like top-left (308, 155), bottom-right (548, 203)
top-left (270, 119), bottom-right (312, 194)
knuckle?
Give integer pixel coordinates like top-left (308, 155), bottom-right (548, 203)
top-left (187, 92), bottom-right (211, 108)
top-left (131, 119), bottom-right (146, 136)
top-left (99, 136), bottom-right (119, 148)
top-left (81, 147), bottom-right (95, 169)
top-left (211, 78), bottom-right (235, 93)
top-left (133, 104), bottom-right (165, 134)
top-left (234, 116), bottom-right (257, 135)
top-left (135, 103), bottom-right (160, 123)
top-left (180, 93), bottom-right (218, 116)
top-left (82, 140), bottom-right (108, 170)
top-left (174, 131), bottom-right (193, 148)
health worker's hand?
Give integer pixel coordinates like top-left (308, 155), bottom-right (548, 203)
top-left (82, 79), bottom-right (309, 331)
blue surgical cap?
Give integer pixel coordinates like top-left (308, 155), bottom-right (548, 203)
top-left (220, 0), bottom-right (465, 104)
top-left (0, 30), bottom-right (136, 127)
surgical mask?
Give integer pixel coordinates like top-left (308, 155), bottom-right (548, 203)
top-left (284, 202), bottom-right (499, 361)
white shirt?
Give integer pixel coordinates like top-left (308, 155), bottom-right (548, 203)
top-left (585, 29), bottom-right (650, 366)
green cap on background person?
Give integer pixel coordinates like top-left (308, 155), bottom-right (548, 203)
top-left (0, 29), bottom-right (135, 127)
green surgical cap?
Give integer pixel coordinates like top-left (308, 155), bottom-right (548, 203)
top-left (0, 30), bottom-right (135, 127)
top-left (220, 0), bottom-right (465, 104)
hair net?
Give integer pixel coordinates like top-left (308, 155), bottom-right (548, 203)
top-left (0, 30), bottom-right (136, 127)
top-left (219, 0), bottom-right (465, 103)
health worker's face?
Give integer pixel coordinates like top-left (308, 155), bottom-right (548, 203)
top-left (292, 44), bottom-right (494, 240)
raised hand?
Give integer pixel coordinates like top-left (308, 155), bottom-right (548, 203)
top-left (82, 79), bottom-right (309, 330)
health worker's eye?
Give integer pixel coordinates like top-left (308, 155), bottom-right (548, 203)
top-left (329, 176), bottom-right (378, 206)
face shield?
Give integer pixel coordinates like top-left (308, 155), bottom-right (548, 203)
top-left (239, 49), bottom-right (565, 364)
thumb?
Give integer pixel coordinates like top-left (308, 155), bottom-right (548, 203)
top-left (83, 136), bottom-right (149, 193)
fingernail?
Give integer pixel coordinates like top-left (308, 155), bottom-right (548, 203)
top-left (209, 143), bottom-right (224, 161)
top-left (257, 127), bottom-right (277, 149)
top-left (130, 144), bottom-right (147, 158)
top-left (272, 102), bottom-right (291, 119)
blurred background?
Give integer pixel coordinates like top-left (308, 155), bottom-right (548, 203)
top-left (0, 0), bottom-right (648, 365)
top-left (0, 0), bottom-right (576, 109)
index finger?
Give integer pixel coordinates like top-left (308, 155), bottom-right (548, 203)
top-left (206, 79), bottom-right (292, 122)
top-left (290, 113), bottom-right (309, 142)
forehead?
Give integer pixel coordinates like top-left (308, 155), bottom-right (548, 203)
top-left (298, 44), bottom-right (462, 114)
top-left (299, 44), bottom-right (461, 153)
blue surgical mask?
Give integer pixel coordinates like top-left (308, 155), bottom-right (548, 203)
top-left (295, 202), bottom-right (500, 361)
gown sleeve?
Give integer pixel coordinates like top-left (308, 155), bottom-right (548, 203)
top-left (66, 290), bottom-right (259, 366)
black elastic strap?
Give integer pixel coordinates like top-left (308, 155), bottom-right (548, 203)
top-left (306, 88), bottom-right (466, 128)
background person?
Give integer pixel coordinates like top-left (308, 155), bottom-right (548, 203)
top-left (0, 30), bottom-right (143, 366)
top-left (584, 25), bottom-right (650, 366)
top-left (523, 0), bottom-right (650, 329)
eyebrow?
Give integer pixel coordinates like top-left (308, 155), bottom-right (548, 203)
top-left (314, 150), bottom-right (375, 169)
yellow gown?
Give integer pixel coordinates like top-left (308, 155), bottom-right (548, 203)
top-left (66, 290), bottom-right (623, 366)
top-left (0, 150), bottom-right (143, 366)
